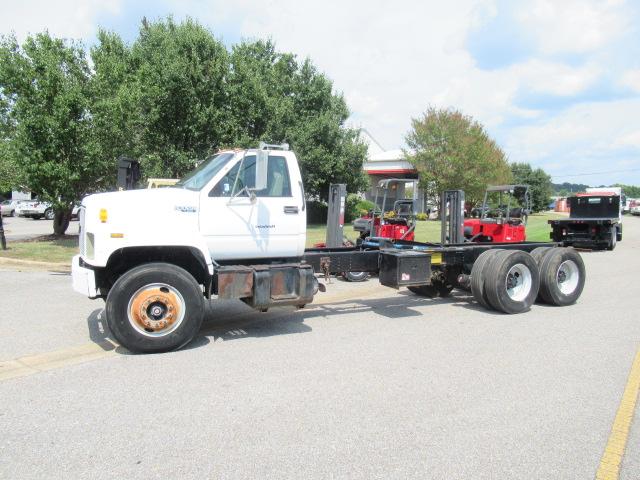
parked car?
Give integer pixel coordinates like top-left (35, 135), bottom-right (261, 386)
top-left (16, 200), bottom-right (54, 220)
top-left (1, 199), bottom-right (19, 217)
top-left (630, 199), bottom-right (640, 216)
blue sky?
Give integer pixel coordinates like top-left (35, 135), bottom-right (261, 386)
top-left (2, 0), bottom-right (640, 186)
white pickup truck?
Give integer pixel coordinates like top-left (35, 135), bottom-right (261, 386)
top-left (73, 143), bottom-right (589, 353)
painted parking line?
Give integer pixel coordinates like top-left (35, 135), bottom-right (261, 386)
top-left (0, 340), bottom-right (118, 382)
top-left (596, 347), bottom-right (640, 480)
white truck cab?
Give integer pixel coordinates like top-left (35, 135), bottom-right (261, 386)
top-left (72, 144), bottom-right (313, 352)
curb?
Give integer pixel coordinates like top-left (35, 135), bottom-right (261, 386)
top-left (0, 256), bottom-right (70, 272)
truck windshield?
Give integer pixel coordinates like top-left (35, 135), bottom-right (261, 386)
top-left (174, 153), bottom-right (235, 191)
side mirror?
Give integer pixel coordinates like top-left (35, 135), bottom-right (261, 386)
top-left (255, 150), bottom-right (268, 191)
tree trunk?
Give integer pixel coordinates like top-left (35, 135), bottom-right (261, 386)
top-left (53, 208), bottom-right (72, 236)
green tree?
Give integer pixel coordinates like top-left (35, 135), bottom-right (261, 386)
top-left (510, 162), bottom-right (553, 212)
top-left (405, 107), bottom-right (512, 205)
top-left (124, 18), bottom-right (230, 178)
top-left (0, 95), bottom-right (20, 192)
top-left (613, 184), bottom-right (640, 198)
top-left (225, 40), bottom-right (367, 199)
top-left (0, 33), bottom-right (112, 234)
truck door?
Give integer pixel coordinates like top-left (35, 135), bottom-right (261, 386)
top-left (199, 153), bottom-right (306, 261)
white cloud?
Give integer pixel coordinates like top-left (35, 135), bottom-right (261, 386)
top-left (619, 69), bottom-right (640, 93)
top-left (0, 0), bottom-right (121, 42)
top-left (505, 98), bottom-right (640, 183)
top-left (516, 0), bottom-right (630, 55)
top-left (2, 0), bottom-right (639, 183)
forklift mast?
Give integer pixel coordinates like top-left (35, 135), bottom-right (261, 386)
top-left (326, 183), bottom-right (347, 248)
top-left (441, 190), bottom-right (465, 245)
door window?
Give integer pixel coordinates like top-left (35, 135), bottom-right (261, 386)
top-left (209, 155), bottom-right (291, 197)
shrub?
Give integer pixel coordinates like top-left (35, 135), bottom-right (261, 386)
top-left (345, 194), bottom-right (375, 223)
top-left (415, 212), bottom-right (428, 221)
top-left (306, 200), bottom-right (328, 224)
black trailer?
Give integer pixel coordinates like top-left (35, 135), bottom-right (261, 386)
top-left (549, 195), bottom-right (622, 250)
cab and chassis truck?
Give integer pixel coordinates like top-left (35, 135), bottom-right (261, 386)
top-left (549, 191), bottom-right (623, 251)
top-left (72, 144), bottom-right (588, 353)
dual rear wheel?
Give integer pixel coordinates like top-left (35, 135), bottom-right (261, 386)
top-left (471, 247), bottom-right (585, 314)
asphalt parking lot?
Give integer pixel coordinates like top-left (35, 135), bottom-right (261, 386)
top-left (1, 218), bottom-right (639, 479)
top-left (1, 215), bottom-right (80, 241)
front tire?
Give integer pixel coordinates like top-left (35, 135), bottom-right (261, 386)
top-left (106, 263), bottom-right (205, 353)
top-left (44, 208), bottom-right (54, 220)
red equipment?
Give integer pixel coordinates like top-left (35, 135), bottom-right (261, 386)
top-left (463, 185), bottom-right (531, 243)
top-left (353, 178), bottom-right (418, 242)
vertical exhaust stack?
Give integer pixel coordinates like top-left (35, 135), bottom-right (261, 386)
top-left (441, 190), bottom-right (465, 245)
top-left (116, 156), bottom-right (141, 191)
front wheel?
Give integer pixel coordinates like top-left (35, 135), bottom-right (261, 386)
top-left (105, 263), bottom-right (205, 353)
top-left (44, 208), bottom-right (54, 220)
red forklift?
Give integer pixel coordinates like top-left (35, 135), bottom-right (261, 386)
top-left (343, 178), bottom-right (419, 282)
top-left (353, 178), bottom-right (418, 243)
top-left (463, 184), bottom-right (531, 243)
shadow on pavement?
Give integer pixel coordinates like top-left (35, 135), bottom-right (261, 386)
top-left (196, 288), bottom-right (504, 345)
top-left (92, 286), bottom-right (506, 353)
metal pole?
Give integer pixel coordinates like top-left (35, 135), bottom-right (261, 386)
top-left (0, 213), bottom-right (6, 250)
top-left (326, 184), bottom-right (346, 248)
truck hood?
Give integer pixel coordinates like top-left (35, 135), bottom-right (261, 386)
top-left (82, 188), bottom-right (200, 236)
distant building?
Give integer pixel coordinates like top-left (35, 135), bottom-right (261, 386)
top-left (360, 130), bottom-right (427, 213)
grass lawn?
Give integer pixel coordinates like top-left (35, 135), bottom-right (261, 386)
top-left (307, 211), bottom-right (566, 246)
top-left (0, 235), bottom-right (78, 264)
top-left (0, 212), bottom-right (565, 264)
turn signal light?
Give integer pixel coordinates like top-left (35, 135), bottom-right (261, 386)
top-left (99, 208), bottom-right (108, 223)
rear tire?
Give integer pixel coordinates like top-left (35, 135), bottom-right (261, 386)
top-left (538, 247), bottom-right (585, 306)
top-left (485, 250), bottom-right (540, 314)
top-left (470, 249), bottom-right (503, 309)
top-left (105, 263), bottom-right (204, 353)
top-left (343, 271), bottom-right (368, 282)
top-left (530, 247), bottom-right (552, 266)
top-left (607, 228), bottom-right (617, 250)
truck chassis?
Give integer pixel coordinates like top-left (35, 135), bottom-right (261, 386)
top-left (92, 235), bottom-right (585, 353)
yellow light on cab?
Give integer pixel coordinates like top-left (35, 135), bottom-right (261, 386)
top-left (99, 209), bottom-right (108, 223)
top-left (110, 233), bottom-right (124, 238)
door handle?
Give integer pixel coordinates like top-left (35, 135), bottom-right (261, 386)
top-left (284, 206), bottom-right (299, 214)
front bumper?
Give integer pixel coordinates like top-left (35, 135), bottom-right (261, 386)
top-left (72, 255), bottom-right (99, 299)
